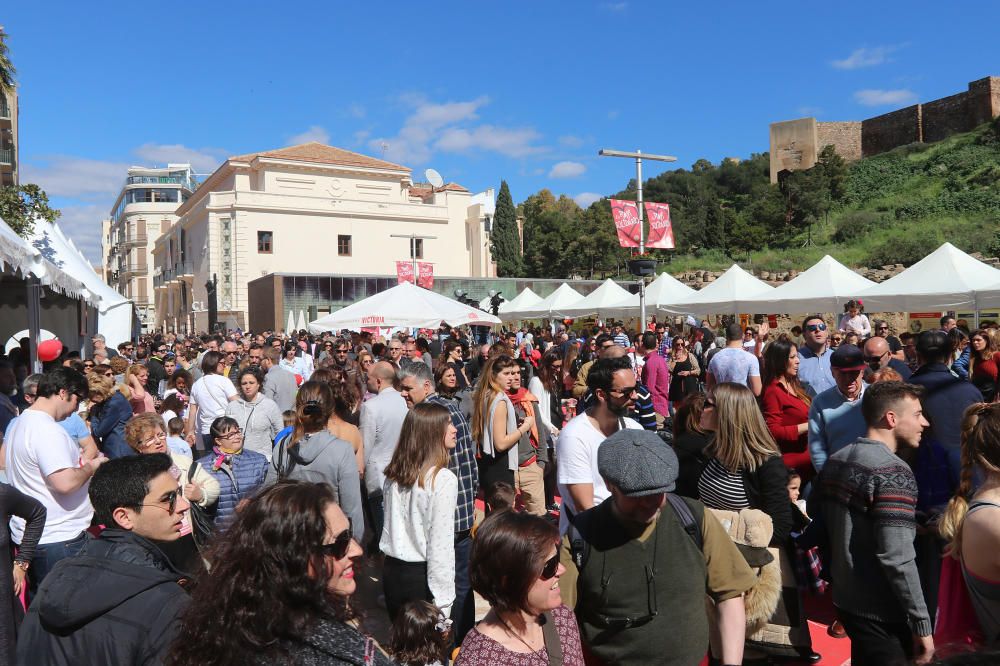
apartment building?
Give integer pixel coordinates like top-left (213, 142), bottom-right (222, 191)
top-left (103, 165), bottom-right (195, 330)
top-left (0, 87), bottom-right (17, 187)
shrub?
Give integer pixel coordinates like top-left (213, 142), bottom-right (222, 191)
top-left (832, 211), bottom-right (883, 243)
top-left (866, 229), bottom-right (940, 267)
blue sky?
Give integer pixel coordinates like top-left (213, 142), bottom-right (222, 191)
top-left (5, 2), bottom-right (998, 262)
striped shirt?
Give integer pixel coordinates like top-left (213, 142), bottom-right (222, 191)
top-left (697, 457), bottom-right (750, 511)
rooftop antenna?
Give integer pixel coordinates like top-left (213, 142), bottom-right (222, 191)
top-left (380, 141), bottom-right (389, 158)
top-left (425, 168), bottom-right (444, 190)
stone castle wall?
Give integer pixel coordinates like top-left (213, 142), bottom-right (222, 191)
top-left (816, 121), bottom-right (862, 161)
top-left (861, 104), bottom-right (923, 157)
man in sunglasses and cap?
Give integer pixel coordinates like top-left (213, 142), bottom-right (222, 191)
top-left (808, 344), bottom-right (870, 472)
top-left (18, 454), bottom-right (191, 665)
top-left (797, 315), bottom-right (836, 398)
top-left (567, 429), bottom-right (756, 666)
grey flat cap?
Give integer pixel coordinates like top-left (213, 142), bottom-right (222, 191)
top-left (597, 429), bottom-right (679, 497)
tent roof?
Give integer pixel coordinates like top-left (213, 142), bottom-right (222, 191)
top-left (660, 264), bottom-right (774, 315)
top-left (308, 281), bottom-right (500, 332)
top-left (610, 272), bottom-right (696, 316)
top-left (560, 279), bottom-right (634, 317)
top-left (498, 287), bottom-right (543, 314)
top-left (0, 217), bottom-right (96, 305)
top-left (857, 243), bottom-right (1000, 312)
top-left (510, 283), bottom-right (585, 319)
top-left (740, 255), bottom-right (876, 314)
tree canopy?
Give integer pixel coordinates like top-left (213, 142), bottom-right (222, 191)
top-left (490, 180), bottom-right (523, 277)
top-left (0, 184), bottom-right (60, 238)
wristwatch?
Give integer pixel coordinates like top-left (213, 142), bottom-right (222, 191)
top-left (14, 559), bottom-right (29, 572)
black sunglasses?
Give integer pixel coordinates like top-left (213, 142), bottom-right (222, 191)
top-left (804, 323), bottom-right (827, 332)
top-left (321, 519), bottom-right (353, 559)
top-left (539, 552), bottom-right (560, 581)
top-left (141, 489), bottom-right (179, 514)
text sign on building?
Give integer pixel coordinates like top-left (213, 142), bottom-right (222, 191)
top-left (609, 199), bottom-right (641, 248)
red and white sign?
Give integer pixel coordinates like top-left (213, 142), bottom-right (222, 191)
top-left (610, 199), bottom-right (641, 248)
top-left (417, 262), bottom-right (434, 289)
top-left (396, 261), bottom-right (414, 285)
top-left (644, 202), bottom-right (675, 249)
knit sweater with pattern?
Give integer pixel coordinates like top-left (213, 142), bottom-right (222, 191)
top-left (808, 437), bottom-right (932, 635)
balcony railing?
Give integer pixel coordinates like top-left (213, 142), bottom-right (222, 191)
top-left (0, 147), bottom-right (13, 166)
top-left (126, 175), bottom-right (194, 188)
top-left (124, 234), bottom-right (148, 247)
top-left (175, 261), bottom-right (193, 276)
top-left (123, 263), bottom-right (148, 276)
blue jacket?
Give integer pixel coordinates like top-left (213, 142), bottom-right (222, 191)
top-left (89, 392), bottom-right (134, 459)
top-left (197, 449), bottom-right (269, 531)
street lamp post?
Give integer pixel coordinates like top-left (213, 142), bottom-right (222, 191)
top-left (599, 148), bottom-right (676, 330)
top-left (390, 233), bottom-right (438, 282)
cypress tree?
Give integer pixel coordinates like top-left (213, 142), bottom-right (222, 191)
top-left (490, 180), bottom-right (523, 276)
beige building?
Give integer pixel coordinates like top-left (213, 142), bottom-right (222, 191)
top-left (153, 143), bottom-right (496, 333)
top-left (102, 165), bottom-right (196, 330)
top-left (0, 86), bottom-right (17, 187)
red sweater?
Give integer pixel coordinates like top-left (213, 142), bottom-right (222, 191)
top-left (760, 380), bottom-right (812, 482)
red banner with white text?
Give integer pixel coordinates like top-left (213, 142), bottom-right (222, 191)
top-left (417, 262), bottom-right (434, 289)
top-left (644, 202), bottom-right (675, 249)
top-left (609, 199), bottom-right (641, 248)
top-left (396, 261), bottom-right (414, 285)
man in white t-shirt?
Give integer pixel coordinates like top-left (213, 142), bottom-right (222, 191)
top-left (707, 323), bottom-right (763, 396)
top-left (4, 368), bottom-right (107, 594)
top-left (557, 355), bottom-right (643, 536)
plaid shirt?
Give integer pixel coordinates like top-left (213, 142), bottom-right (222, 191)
top-left (427, 393), bottom-right (478, 532)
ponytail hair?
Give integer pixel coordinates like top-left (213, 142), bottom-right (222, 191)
top-left (939, 402), bottom-right (1000, 558)
top-left (292, 381), bottom-right (334, 442)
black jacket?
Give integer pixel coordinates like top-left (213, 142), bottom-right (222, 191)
top-left (16, 529), bottom-right (189, 666)
top-left (252, 616), bottom-right (396, 666)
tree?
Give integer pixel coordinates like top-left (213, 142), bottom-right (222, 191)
top-left (490, 180), bottom-right (523, 276)
top-left (0, 184), bottom-right (60, 238)
top-left (0, 27), bottom-right (15, 96)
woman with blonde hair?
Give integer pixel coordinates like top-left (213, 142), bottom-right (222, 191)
top-left (938, 403), bottom-right (1000, 646)
top-left (87, 373), bottom-right (134, 459)
top-left (380, 402), bottom-right (457, 621)
top-left (471, 355), bottom-right (529, 490)
top-left (123, 364), bottom-right (156, 414)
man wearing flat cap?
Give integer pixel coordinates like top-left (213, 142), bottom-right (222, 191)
top-left (567, 429), bottom-right (756, 666)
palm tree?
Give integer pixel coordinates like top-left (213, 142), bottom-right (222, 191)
top-left (0, 26), bottom-right (15, 97)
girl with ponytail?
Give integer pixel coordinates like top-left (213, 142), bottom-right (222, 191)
top-left (938, 402), bottom-right (1000, 645)
top-left (265, 381), bottom-right (365, 541)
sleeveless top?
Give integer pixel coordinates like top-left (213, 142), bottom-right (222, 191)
top-left (963, 500), bottom-right (1000, 645)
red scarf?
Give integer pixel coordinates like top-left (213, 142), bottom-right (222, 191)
top-left (507, 387), bottom-right (540, 448)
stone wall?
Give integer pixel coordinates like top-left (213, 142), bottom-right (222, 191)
top-left (922, 91), bottom-right (974, 143)
top-left (817, 121), bottom-right (862, 161)
top-left (861, 104), bottom-right (923, 157)
top-left (968, 76), bottom-right (1000, 126)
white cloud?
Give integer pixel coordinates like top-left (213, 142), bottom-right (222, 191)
top-left (54, 203), bottom-right (108, 263)
top-left (559, 135), bottom-right (585, 148)
top-left (132, 143), bottom-right (226, 172)
top-left (607, 110), bottom-right (619, 120)
top-left (602, 2), bottom-right (628, 11)
top-left (831, 46), bottom-right (899, 70)
top-left (21, 156), bottom-right (129, 199)
top-left (352, 129), bottom-right (371, 146)
top-left (854, 88), bottom-right (918, 106)
top-left (797, 106), bottom-right (823, 117)
top-left (436, 126), bottom-right (544, 158)
top-left (573, 192), bottom-right (603, 208)
top-left (287, 125), bottom-right (331, 145)
top-left (549, 161), bottom-right (587, 178)
top-left (346, 103), bottom-right (366, 119)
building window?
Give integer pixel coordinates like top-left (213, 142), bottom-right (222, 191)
top-left (410, 238), bottom-right (423, 259)
top-left (257, 231), bottom-right (273, 253)
top-left (338, 235), bottom-right (352, 256)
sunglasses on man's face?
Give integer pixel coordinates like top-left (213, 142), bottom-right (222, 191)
top-left (321, 519), bottom-right (354, 560)
top-left (804, 323), bottom-right (827, 332)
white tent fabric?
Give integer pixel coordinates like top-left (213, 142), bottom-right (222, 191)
top-left (510, 283), bottom-right (585, 319)
top-left (0, 217), bottom-right (93, 303)
top-left (857, 243), bottom-right (1000, 312)
top-left (26, 220), bottom-right (133, 345)
top-left (659, 264), bottom-right (775, 315)
top-left (975, 280), bottom-right (1000, 310)
top-left (560, 279), bottom-right (635, 317)
top-left (498, 288), bottom-right (543, 318)
top-left (308, 281), bottom-right (501, 332)
top-left (610, 272), bottom-right (696, 316)
top-left (286, 309), bottom-right (296, 333)
top-left (740, 255), bottom-right (876, 314)
top-left (296, 310), bottom-right (308, 332)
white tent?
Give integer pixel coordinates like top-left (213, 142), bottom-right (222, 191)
top-left (560, 279), bottom-right (635, 317)
top-left (1, 218), bottom-right (92, 303)
top-left (975, 280), bottom-right (1000, 310)
top-left (610, 272), bottom-right (696, 316)
top-left (498, 287), bottom-right (543, 319)
top-left (510, 283), bottom-right (585, 319)
top-left (659, 264), bottom-right (775, 315)
top-left (26, 219), bottom-right (132, 346)
top-left (857, 242), bottom-right (1000, 312)
top-left (296, 310), bottom-right (308, 332)
top-left (286, 309), bottom-right (296, 333)
top-left (308, 281), bottom-right (501, 332)
top-left (740, 255), bottom-right (876, 314)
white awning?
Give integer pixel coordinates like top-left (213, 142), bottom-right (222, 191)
top-left (741, 255), bottom-right (876, 314)
top-left (659, 264), bottom-right (774, 315)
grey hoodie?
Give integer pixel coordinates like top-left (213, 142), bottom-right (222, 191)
top-left (266, 430), bottom-right (365, 542)
top-left (225, 394), bottom-right (284, 457)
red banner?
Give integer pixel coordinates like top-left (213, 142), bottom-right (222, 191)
top-left (644, 201), bottom-right (675, 249)
top-left (610, 199), bottom-right (641, 248)
top-left (396, 261), bottom-right (414, 285)
top-left (417, 262), bottom-right (434, 289)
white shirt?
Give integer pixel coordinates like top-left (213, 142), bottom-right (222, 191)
top-left (360, 388), bottom-right (409, 494)
top-left (190, 374), bottom-right (238, 434)
top-left (380, 467), bottom-right (457, 615)
top-left (5, 410), bottom-right (93, 544)
top-left (556, 412), bottom-right (641, 535)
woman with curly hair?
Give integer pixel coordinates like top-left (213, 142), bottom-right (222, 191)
top-left (165, 481), bottom-right (394, 666)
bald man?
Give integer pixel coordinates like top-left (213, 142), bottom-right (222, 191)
top-left (360, 361), bottom-right (409, 553)
top-left (863, 336), bottom-right (912, 381)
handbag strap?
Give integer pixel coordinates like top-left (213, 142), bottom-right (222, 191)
top-left (187, 460), bottom-right (199, 483)
top-left (242, 403), bottom-right (257, 447)
top-left (541, 610), bottom-right (563, 666)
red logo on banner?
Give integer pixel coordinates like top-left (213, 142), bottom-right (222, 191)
top-left (396, 261), bottom-right (415, 285)
top-left (417, 262), bottom-right (434, 289)
top-left (610, 199), bottom-right (641, 248)
top-left (644, 202), bottom-right (675, 249)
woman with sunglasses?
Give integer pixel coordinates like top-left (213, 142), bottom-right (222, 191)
top-left (86, 373), bottom-right (134, 459)
top-left (166, 481), bottom-right (394, 666)
top-left (437, 339), bottom-right (470, 391)
top-left (196, 416), bottom-right (269, 532)
top-left (456, 510), bottom-right (583, 665)
top-left (380, 402), bottom-right (458, 622)
top-left (667, 335), bottom-right (701, 410)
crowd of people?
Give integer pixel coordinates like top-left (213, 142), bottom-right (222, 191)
top-left (0, 310), bottom-right (996, 665)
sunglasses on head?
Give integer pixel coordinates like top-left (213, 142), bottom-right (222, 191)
top-left (321, 519), bottom-right (354, 559)
top-left (539, 552), bottom-right (560, 580)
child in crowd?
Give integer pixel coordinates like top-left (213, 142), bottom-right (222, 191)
top-left (166, 417), bottom-right (192, 458)
top-left (787, 468), bottom-right (807, 517)
top-left (485, 481), bottom-right (516, 514)
top-left (273, 410), bottom-right (295, 447)
top-left (389, 600), bottom-right (451, 666)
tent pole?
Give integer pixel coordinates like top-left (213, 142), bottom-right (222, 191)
top-left (26, 277), bottom-right (42, 374)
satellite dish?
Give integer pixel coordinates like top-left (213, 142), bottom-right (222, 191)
top-left (425, 168), bottom-right (444, 188)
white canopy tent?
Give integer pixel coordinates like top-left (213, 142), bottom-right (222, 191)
top-left (740, 255), bottom-right (876, 314)
top-left (610, 272), bottom-right (696, 317)
top-left (308, 281), bottom-right (501, 332)
top-left (498, 287), bottom-right (543, 319)
top-left (509, 283), bottom-right (585, 319)
top-left (857, 243), bottom-right (1000, 312)
top-left (975, 280), bottom-right (1000, 310)
top-left (659, 264), bottom-right (775, 315)
top-left (559, 279), bottom-right (635, 318)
